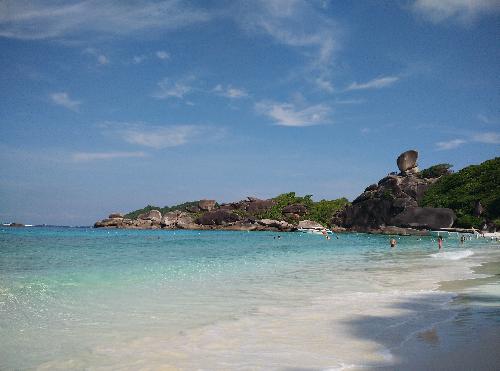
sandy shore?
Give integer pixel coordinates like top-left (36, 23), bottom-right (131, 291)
top-left (370, 260), bottom-right (500, 371)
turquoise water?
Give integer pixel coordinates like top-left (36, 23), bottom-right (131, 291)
top-left (1, 227), bottom-right (499, 369)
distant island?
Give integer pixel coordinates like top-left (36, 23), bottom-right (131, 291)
top-left (95, 151), bottom-right (500, 235)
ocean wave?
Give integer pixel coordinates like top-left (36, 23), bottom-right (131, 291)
top-left (430, 250), bottom-right (474, 261)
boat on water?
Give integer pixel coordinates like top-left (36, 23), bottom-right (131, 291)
top-left (297, 227), bottom-right (334, 235)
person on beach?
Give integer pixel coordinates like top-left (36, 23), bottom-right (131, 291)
top-left (390, 238), bottom-right (397, 248)
top-left (438, 236), bottom-right (443, 249)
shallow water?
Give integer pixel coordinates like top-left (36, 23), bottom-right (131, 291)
top-left (1, 227), bottom-right (499, 369)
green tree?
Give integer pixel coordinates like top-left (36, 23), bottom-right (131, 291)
top-left (422, 157), bottom-right (500, 227)
top-left (420, 163), bottom-right (453, 178)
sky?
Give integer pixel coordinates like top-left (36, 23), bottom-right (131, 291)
top-left (0, 0), bottom-right (499, 226)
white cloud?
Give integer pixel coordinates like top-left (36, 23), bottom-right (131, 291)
top-left (153, 76), bottom-right (195, 99)
top-left (120, 126), bottom-right (200, 149)
top-left (132, 55), bottom-right (147, 64)
top-left (72, 151), bottom-right (146, 162)
top-left (50, 92), bottom-right (81, 111)
top-left (473, 132), bottom-right (500, 144)
top-left (335, 99), bottom-right (365, 105)
top-left (0, 0), bottom-right (213, 40)
top-left (435, 139), bottom-right (466, 150)
top-left (346, 76), bottom-right (400, 91)
top-left (256, 101), bottom-right (331, 127)
top-left (97, 54), bottom-right (109, 65)
top-left (314, 77), bottom-right (334, 93)
top-left (235, 0), bottom-right (339, 73)
top-left (412, 0), bottom-right (500, 23)
top-left (83, 48), bottom-right (109, 65)
top-left (156, 50), bottom-right (170, 60)
top-left (213, 84), bottom-right (248, 99)
top-left (99, 122), bottom-right (223, 149)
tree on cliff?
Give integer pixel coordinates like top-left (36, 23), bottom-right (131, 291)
top-left (421, 157), bottom-right (500, 228)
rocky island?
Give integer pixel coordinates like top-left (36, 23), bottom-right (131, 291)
top-left (95, 150), bottom-right (499, 235)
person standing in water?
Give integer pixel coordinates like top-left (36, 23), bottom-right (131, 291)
top-left (438, 236), bottom-right (443, 249)
top-left (390, 238), bottom-right (397, 248)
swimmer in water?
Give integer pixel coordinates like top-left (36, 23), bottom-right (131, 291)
top-left (438, 236), bottom-right (443, 249)
top-left (390, 238), bottom-right (397, 248)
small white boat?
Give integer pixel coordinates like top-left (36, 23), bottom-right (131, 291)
top-left (297, 227), bottom-right (334, 235)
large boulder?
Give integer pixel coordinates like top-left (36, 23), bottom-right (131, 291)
top-left (176, 213), bottom-right (198, 229)
top-left (390, 207), bottom-right (456, 230)
top-left (108, 213), bottom-right (124, 219)
top-left (138, 210), bottom-right (162, 222)
top-left (94, 218), bottom-right (123, 228)
top-left (196, 210), bottom-right (240, 226)
top-left (339, 175), bottom-right (437, 229)
top-left (247, 198), bottom-right (275, 213)
top-left (282, 204), bottom-right (308, 216)
top-left (161, 211), bottom-right (181, 228)
top-left (397, 150), bottom-right (418, 173)
top-left (257, 219), bottom-right (295, 231)
top-left (198, 199), bottom-right (216, 211)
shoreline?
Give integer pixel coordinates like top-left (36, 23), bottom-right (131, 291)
top-left (378, 258), bottom-right (500, 370)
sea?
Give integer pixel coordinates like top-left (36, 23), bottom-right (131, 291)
top-left (1, 227), bottom-right (499, 370)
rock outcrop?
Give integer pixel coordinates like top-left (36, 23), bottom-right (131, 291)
top-left (390, 207), bottom-right (455, 230)
top-left (138, 210), bottom-right (162, 222)
top-left (397, 149), bottom-right (419, 174)
top-left (196, 210), bottom-right (240, 225)
top-left (198, 199), bottom-right (216, 212)
top-left (334, 150), bottom-right (455, 233)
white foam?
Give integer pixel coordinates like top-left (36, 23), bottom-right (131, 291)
top-left (430, 249), bottom-right (474, 260)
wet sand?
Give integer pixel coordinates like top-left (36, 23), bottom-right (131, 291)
top-left (372, 260), bottom-right (500, 370)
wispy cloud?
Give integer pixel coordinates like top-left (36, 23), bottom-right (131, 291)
top-left (101, 122), bottom-right (224, 149)
top-left (346, 76), bottom-right (400, 91)
top-left (412, 0), bottom-right (500, 24)
top-left (132, 55), bottom-right (147, 64)
top-left (213, 84), bottom-right (248, 99)
top-left (83, 48), bottom-right (109, 65)
top-left (156, 50), bottom-right (170, 60)
top-left (153, 76), bottom-right (195, 99)
top-left (335, 98), bottom-right (365, 105)
top-left (0, 0), bottom-right (213, 40)
top-left (72, 151), bottom-right (146, 162)
top-left (120, 126), bottom-right (201, 149)
top-left (314, 77), bottom-right (334, 93)
top-left (256, 101), bottom-right (331, 127)
top-left (234, 0), bottom-right (339, 89)
top-left (435, 138), bottom-right (466, 150)
top-left (473, 132), bottom-right (500, 144)
top-left (477, 114), bottom-right (497, 124)
top-left (50, 92), bottom-right (81, 111)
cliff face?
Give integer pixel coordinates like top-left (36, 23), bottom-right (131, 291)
top-left (333, 150), bottom-right (456, 232)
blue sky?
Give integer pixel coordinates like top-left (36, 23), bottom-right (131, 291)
top-left (1, 0), bottom-right (499, 225)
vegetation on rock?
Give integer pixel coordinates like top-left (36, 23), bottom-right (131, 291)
top-left (124, 201), bottom-right (200, 219)
top-left (124, 192), bottom-right (350, 228)
top-left (419, 163), bottom-right (453, 179)
top-left (421, 157), bottom-right (500, 228)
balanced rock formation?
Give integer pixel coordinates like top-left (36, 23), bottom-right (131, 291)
top-left (397, 150), bottom-right (419, 174)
